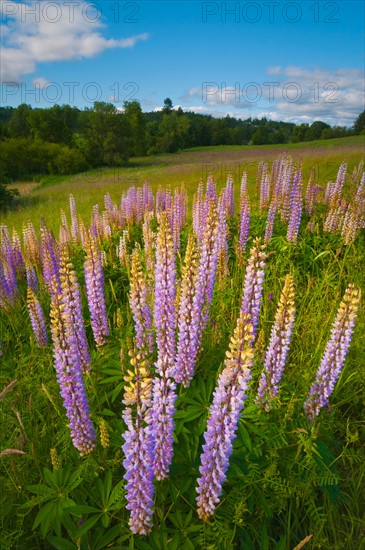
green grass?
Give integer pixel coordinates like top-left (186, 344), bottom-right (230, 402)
top-left (4, 137), bottom-right (364, 235)
top-left (1, 140), bottom-right (365, 549)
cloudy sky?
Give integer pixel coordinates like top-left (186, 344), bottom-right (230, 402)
top-left (1, 0), bottom-right (364, 126)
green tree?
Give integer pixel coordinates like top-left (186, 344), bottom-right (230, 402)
top-left (305, 121), bottom-right (330, 141)
top-left (162, 98), bottom-right (173, 115)
top-left (123, 100), bottom-right (146, 156)
top-left (353, 110), bottom-right (365, 134)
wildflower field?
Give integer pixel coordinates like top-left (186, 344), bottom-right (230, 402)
top-left (1, 148), bottom-right (365, 549)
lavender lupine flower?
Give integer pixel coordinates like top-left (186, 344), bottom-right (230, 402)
top-left (280, 158), bottom-right (294, 223)
top-left (260, 169), bottom-right (271, 212)
top-left (240, 238), bottom-right (266, 341)
top-left (206, 175), bottom-right (217, 201)
top-left (174, 234), bottom-right (199, 386)
top-left (151, 376), bottom-right (177, 480)
top-left (50, 278), bottom-right (96, 455)
top-left (256, 274), bottom-right (295, 410)
top-left (238, 192), bottom-right (250, 256)
top-left (122, 348), bottom-right (154, 535)
top-left (193, 180), bottom-right (205, 243)
top-left (224, 175), bottom-right (235, 217)
top-left (1, 226), bottom-right (18, 300)
top-left (84, 231), bottom-right (109, 346)
top-left (129, 246), bottom-right (154, 354)
top-left (264, 200), bottom-right (277, 244)
top-left (0, 260), bottom-right (16, 311)
top-left (40, 222), bottom-right (60, 292)
top-left (287, 170), bottom-right (303, 243)
top-left (26, 261), bottom-right (38, 292)
top-left (304, 169), bottom-right (317, 216)
top-left (59, 248), bottom-right (91, 374)
top-left (151, 212), bottom-right (177, 479)
top-left (142, 212), bottom-right (156, 288)
top-left (304, 284), bottom-right (361, 420)
top-left (153, 212), bottom-right (176, 377)
top-left (27, 288), bottom-right (48, 347)
top-left (193, 199), bottom-right (219, 340)
top-left (196, 313), bottom-right (254, 520)
top-left (217, 191), bottom-right (229, 282)
top-left (12, 229), bottom-right (25, 274)
top-left (240, 171), bottom-right (248, 198)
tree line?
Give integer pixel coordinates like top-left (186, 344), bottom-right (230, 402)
top-left (0, 99), bottom-right (364, 208)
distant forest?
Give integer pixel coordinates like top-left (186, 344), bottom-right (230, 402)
top-left (1, 99), bottom-right (364, 186)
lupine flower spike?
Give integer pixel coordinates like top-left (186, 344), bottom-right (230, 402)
top-left (122, 347), bottom-right (154, 535)
top-left (49, 278), bottom-right (96, 455)
top-left (27, 288), bottom-right (48, 347)
top-left (129, 245), bottom-right (154, 354)
top-left (151, 212), bottom-right (177, 479)
top-left (240, 238), bottom-right (267, 341)
top-left (304, 284), bottom-right (361, 420)
top-left (196, 313), bottom-right (254, 520)
top-left (256, 274), bottom-right (295, 410)
top-left (84, 231), bottom-right (109, 346)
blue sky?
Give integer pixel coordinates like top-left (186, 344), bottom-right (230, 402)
top-left (1, 0), bottom-right (364, 125)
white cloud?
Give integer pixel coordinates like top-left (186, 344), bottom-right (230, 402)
top-left (183, 67), bottom-right (364, 126)
top-left (31, 76), bottom-right (51, 88)
top-left (0, 1), bottom-right (148, 82)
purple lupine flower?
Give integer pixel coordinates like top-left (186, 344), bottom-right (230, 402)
top-left (123, 408), bottom-right (154, 534)
top-left (59, 247), bottom-right (91, 374)
top-left (238, 192), bottom-right (250, 255)
top-left (153, 212), bottom-right (176, 377)
top-left (287, 170), bottom-right (303, 243)
top-left (305, 169), bottom-right (316, 216)
top-left (193, 180), bottom-right (205, 243)
top-left (27, 287), bottom-right (48, 347)
top-left (129, 246), bottom-right (154, 354)
top-left (224, 175), bottom-right (235, 217)
top-left (240, 237), bottom-right (266, 341)
top-left (0, 226), bottom-right (18, 301)
top-left (40, 222), bottom-right (60, 292)
top-left (196, 313), bottom-right (254, 520)
top-left (174, 234), bottom-right (199, 386)
top-left (206, 175), bottom-right (217, 201)
top-left (217, 191), bottom-right (229, 281)
top-left (84, 231), bottom-right (109, 346)
top-left (304, 284), bottom-right (361, 420)
top-left (142, 212), bottom-right (156, 287)
top-left (240, 171), bottom-right (248, 198)
top-left (280, 157), bottom-right (294, 223)
top-left (256, 274), bottom-right (295, 410)
top-left (151, 212), bottom-right (177, 479)
top-left (260, 169), bottom-right (271, 212)
top-left (122, 348), bottom-right (154, 535)
top-left (50, 277), bottom-right (96, 456)
top-left (0, 260), bottom-right (16, 311)
top-left (264, 200), bottom-right (277, 244)
top-left (26, 261), bottom-right (38, 292)
top-left (12, 229), bottom-right (25, 274)
top-left (151, 376), bottom-right (177, 480)
top-left (193, 199), bottom-right (219, 340)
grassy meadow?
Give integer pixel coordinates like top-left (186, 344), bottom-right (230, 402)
top-left (5, 135), bottom-right (364, 233)
top-left (1, 137), bottom-right (365, 550)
